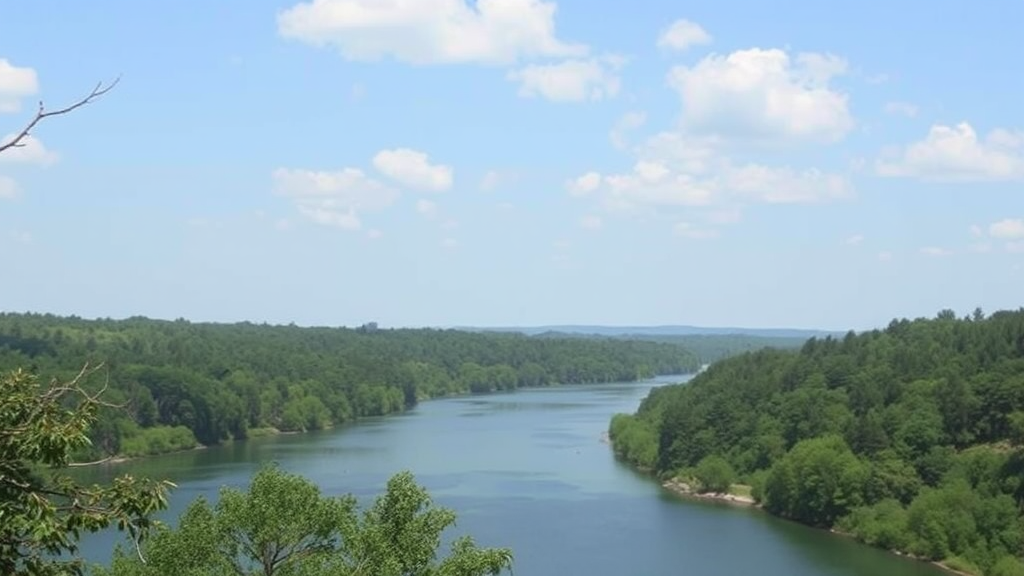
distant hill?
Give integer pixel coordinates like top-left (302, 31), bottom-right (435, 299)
top-left (456, 325), bottom-right (842, 339)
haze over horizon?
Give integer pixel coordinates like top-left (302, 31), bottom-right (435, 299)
top-left (1, 1), bottom-right (1021, 331)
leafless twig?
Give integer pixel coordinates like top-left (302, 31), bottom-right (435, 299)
top-left (0, 76), bottom-right (120, 155)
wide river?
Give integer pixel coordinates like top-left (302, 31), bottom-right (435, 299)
top-left (78, 376), bottom-right (946, 575)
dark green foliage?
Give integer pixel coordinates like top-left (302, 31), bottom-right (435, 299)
top-left (692, 455), bottom-right (735, 494)
top-left (763, 435), bottom-right (868, 527)
top-left (614, 308), bottom-right (1024, 574)
top-left (0, 313), bottom-right (697, 460)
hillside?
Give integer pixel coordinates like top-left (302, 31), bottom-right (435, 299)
top-left (458, 324), bottom-right (838, 339)
top-left (529, 331), bottom-right (812, 364)
top-left (0, 312), bottom-right (698, 460)
top-left (610, 308), bottom-right (1024, 576)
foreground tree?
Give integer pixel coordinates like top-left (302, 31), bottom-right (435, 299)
top-left (0, 367), bottom-right (174, 575)
top-left (100, 465), bottom-right (513, 576)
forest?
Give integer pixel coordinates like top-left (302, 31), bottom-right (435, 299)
top-left (0, 312), bottom-right (698, 461)
top-left (532, 331), bottom-right (812, 363)
top-left (610, 308), bottom-right (1024, 576)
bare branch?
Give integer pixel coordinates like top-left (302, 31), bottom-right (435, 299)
top-left (0, 77), bottom-right (120, 155)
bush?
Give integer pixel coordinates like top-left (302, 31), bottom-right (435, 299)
top-left (693, 455), bottom-right (735, 494)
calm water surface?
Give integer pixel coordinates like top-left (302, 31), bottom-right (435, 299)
top-left (78, 376), bottom-right (946, 576)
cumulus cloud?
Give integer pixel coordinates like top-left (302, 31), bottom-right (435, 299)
top-left (272, 167), bottom-right (399, 230)
top-left (989, 218), bottom-right (1024, 239)
top-left (372, 148), bottom-right (453, 191)
top-left (0, 59), bottom-right (38, 113)
top-left (508, 56), bottom-right (622, 102)
top-left (609, 111), bottom-right (646, 150)
top-left (565, 171), bottom-right (601, 196)
top-left (572, 155), bottom-right (851, 215)
top-left (0, 134), bottom-right (58, 165)
top-left (657, 19), bottom-right (712, 51)
top-left (845, 234), bottom-right (864, 245)
top-left (877, 122), bottom-right (1024, 182)
top-left (276, 0), bottom-right (586, 65)
top-left (725, 164), bottom-right (853, 204)
top-left (668, 48), bottom-right (853, 144)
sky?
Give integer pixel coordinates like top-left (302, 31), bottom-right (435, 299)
top-left (0, 0), bottom-right (1022, 331)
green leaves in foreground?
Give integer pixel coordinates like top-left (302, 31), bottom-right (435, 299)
top-left (0, 367), bottom-right (174, 576)
top-left (101, 465), bottom-right (513, 576)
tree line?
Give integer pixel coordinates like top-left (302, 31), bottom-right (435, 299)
top-left (0, 312), bottom-right (698, 460)
top-left (610, 308), bottom-right (1024, 576)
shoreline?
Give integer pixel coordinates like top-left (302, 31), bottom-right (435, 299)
top-left (660, 477), bottom-right (757, 506)
top-left (657, 475), bottom-right (973, 576)
top-left (71, 373), bottom-right (692, 467)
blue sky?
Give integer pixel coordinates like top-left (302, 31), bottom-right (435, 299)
top-left (0, 0), bottom-right (1022, 331)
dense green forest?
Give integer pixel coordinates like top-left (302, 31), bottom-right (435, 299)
top-left (0, 312), bottom-right (697, 461)
top-left (532, 331), bottom-right (811, 363)
top-left (610, 308), bottom-right (1024, 576)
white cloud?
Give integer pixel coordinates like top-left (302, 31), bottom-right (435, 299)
top-left (1007, 241), bottom-right (1024, 253)
top-left (441, 237), bottom-right (459, 249)
top-left (845, 234), bottom-right (864, 245)
top-left (657, 19), bottom-right (712, 51)
top-left (673, 222), bottom-right (717, 239)
top-left (416, 199), bottom-right (438, 218)
top-left (579, 214), bottom-right (602, 230)
top-left (277, 0), bottom-right (586, 65)
top-left (921, 246), bottom-right (955, 257)
top-left (668, 48), bottom-right (853, 144)
top-left (884, 101), bottom-right (918, 118)
top-left (970, 224), bottom-right (984, 237)
top-left (602, 166), bottom-right (715, 211)
top-left (878, 251), bottom-right (893, 262)
top-left (570, 132), bottom-right (852, 224)
top-left (989, 218), bottom-right (1024, 240)
top-left (372, 148), bottom-right (453, 191)
top-left (508, 56), bottom-right (622, 102)
top-left (724, 164), bottom-right (853, 204)
top-left (0, 59), bottom-right (38, 113)
top-left (877, 122), bottom-right (1024, 182)
top-left (366, 228), bottom-right (383, 239)
top-left (0, 134), bottom-right (58, 165)
top-left (272, 167), bottom-right (399, 230)
top-left (635, 131), bottom-right (718, 174)
top-left (566, 171), bottom-right (601, 196)
top-left (0, 175), bottom-right (18, 199)
top-left (610, 111), bottom-right (646, 149)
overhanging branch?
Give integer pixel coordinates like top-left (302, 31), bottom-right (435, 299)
top-left (0, 77), bottom-right (120, 155)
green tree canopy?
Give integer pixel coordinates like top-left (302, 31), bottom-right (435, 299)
top-left (101, 465), bottom-right (512, 576)
top-left (0, 367), bottom-right (173, 576)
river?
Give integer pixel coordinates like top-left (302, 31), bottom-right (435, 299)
top-left (76, 376), bottom-right (946, 575)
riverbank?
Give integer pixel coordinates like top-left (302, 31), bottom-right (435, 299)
top-left (72, 374), bottom-right (692, 466)
top-left (658, 475), bottom-right (976, 576)
top-left (660, 477), bottom-right (757, 506)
